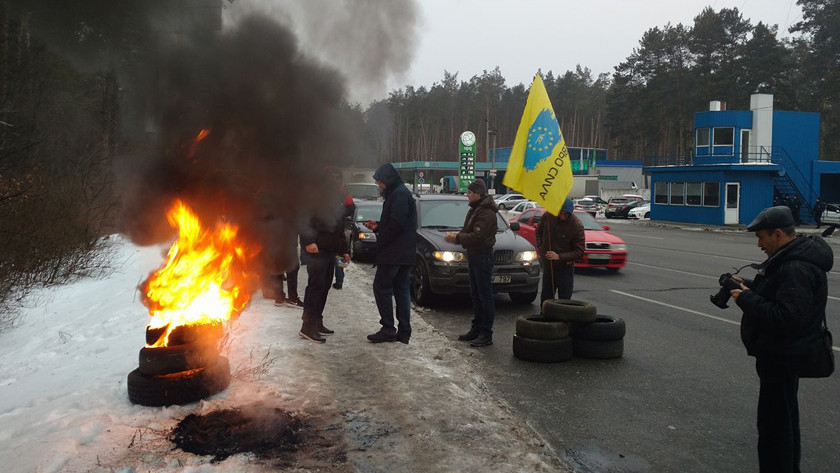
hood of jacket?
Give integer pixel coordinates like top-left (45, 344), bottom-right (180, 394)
top-left (373, 163), bottom-right (403, 198)
top-left (470, 194), bottom-right (498, 212)
top-left (765, 234), bottom-right (833, 273)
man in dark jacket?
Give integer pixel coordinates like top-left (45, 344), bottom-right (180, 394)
top-left (364, 163), bottom-right (417, 344)
top-left (298, 168), bottom-right (351, 343)
top-left (536, 197), bottom-right (585, 304)
top-left (445, 179), bottom-right (498, 347)
top-left (731, 205), bottom-right (833, 473)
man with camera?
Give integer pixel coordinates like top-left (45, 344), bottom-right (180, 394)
top-left (730, 205), bottom-right (833, 473)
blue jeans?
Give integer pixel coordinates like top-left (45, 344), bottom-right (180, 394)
top-left (302, 253), bottom-right (336, 329)
top-left (335, 263), bottom-right (345, 284)
top-left (373, 264), bottom-right (412, 336)
top-left (467, 250), bottom-right (495, 336)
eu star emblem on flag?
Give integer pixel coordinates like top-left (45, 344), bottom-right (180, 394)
top-left (524, 110), bottom-right (559, 171)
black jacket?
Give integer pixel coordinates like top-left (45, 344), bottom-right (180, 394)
top-left (372, 164), bottom-right (417, 266)
top-left (456, 195), bottom-right (498, 253)
top-left (300, 188), bottom-right (350, 256)
top-left (736, 235), bottom-right (833, 362)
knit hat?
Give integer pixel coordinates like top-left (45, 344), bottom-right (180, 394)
top-left (467, 179), bottom-right (487, 196)
top-left (560, 198), bottom-right (574, 214)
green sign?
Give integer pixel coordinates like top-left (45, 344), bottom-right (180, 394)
top-left (571, 160), bottom-right (589, 172)
top-left (458, 131), bottom-right (476, 193)
top-left (598, 175), bottom-right (618, 180)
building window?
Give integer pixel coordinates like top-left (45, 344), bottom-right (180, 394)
top-left (670, 182), bottom-right (685, 205)
top-left (654, 181), bottom-right (668, 204)
top-left (713, 127), bottom-right (734, 146)
top-left (686, 182), bottom-right (702, 206)
top-left (696, 128), bottom-right (710, 148)
top-left (704, 182), bottom-right (720, 207)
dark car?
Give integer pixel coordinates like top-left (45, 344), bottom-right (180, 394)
top-left (605, 196), bottom-right (646, 218)
top-left (345, 201), bottom-right (383, 260)
top-left (412, 194), bottom-right (541, 305)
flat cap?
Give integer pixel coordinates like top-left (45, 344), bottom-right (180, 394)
top-left (746, 206), bottom-right (794, 231)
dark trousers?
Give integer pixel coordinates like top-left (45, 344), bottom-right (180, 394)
top-left (275, 264), bottom-right (299, 299)
top-left (540, 259), bottom-right (575, 304)
top-left (301, 253), bottom-right (335, 329)
top-left (373, 264), bottom-right (412, 336)
top-left (756, 358), bottom-right (801, 473)
top-left (467, 250), bottom-right (495, 336)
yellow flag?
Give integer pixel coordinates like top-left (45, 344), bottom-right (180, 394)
top-left (502, 74), bottom-right (573, 215)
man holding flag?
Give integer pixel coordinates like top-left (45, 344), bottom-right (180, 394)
top-left (503, 73), bottom-right (583, 302)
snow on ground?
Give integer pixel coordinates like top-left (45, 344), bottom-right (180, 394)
top-left (0, 236), bottom-right (571, 472)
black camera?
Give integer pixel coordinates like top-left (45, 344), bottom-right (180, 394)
top-left (710, 273), bottom-right (743, 309)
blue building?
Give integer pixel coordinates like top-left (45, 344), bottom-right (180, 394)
top-left (645, 94), bottom-right (840, 225)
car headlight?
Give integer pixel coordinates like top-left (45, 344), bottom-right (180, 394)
top-left (611, 244), bottom-right (627, 251)
top-left (358, 232), bottom-right (376, 240)
top-left (515, 250), bottom-right (538, 262)
top-left (433, 251), bottom-right (465, 262)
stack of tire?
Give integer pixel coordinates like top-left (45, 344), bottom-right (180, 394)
top-left (513, 299), bottom-right (625, 362)
top-left (127, 323), bottom-right (231, 407)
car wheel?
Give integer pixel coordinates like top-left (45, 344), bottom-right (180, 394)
top-left (570, 315), bottom-right (626, 341)
top-left (644, 211), bottom-right (650, 218)
top-left (541, 299), bottom-right (597, 323)
top-left (509, 291), bottom-right (538, 304)
top-left (512, 335), bottom-right (573, 363)
top-left (515, 315), bottom-right (570, 340)
top-left (498, 203), bottom-right (506, 210)
top-left (350, 239), bottom-right (361, 261)
top-left (411, 257), bottom-right (434, 306)
top-left (572, 338), bottom-right (624, 359)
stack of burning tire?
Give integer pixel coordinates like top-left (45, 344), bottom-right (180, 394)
top-left (127, 324), bottom-right (230, 407)
top-left (513, 299), bottom-right (625, 362)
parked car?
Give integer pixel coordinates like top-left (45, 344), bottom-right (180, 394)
top-left (345, 182), bottom-right (381, 201)
top-left (628, 201), bottom-right (651, 219)
top-left (493, 193), bottom-right (527, 210)
top-left (506, 200), bottom-right (540, 220)
top-left (582, 195), bottom-right (608, 205)
top-left (605, 195), bottom-right (646, 218)
top-left (821, 203), bottom-right (840, 225)
top-left (412, 194), bottom-right (541, 305)
top-left (574, 198), bottom-right (604, 216)
top-left (510, 208), bottom-right (628, 271)
top-left (345, 200), bottom-right (383, 260)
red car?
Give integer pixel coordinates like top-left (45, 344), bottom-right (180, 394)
top-left (510, 208), bottom-right (628, 271)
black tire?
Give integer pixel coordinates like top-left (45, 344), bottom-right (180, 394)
top-left (644, 211), bottom-right (650, 218)
top-left (515, 315), bottom-right (570, 340)
top-left (128, 356), bottom-right (231, 407)
top-left (541, 299), bottom-right (597, 323)
top-left (509, 291), bottom-right (538, 304)
top-left (512, 335), bottom-right (573, 363)
top-left (573, 338), bottom-right (624, 359)
top-left (498, 203), bottom-right (506, 210)
top-left (138, 342), bottom-right (219, 376)
top-left (350, 238), bottom-right (359, 261)
top-left (570, 315), bottom-right (626, 341)
top-left (146, 323), bottom-right (224, 346)
top-left (411, 257), bottom-right (434, 306)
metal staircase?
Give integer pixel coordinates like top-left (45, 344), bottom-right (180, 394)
top-left (771, 148), bottom-right (817, 225)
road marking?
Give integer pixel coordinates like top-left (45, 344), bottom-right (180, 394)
top-left (610, 290), bottom-right (840, 352)
top-left (622, 233), bottom-right (665, 240)
top-left (626, 262), bottom-right (718, 280)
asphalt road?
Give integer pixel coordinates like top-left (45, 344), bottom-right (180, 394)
top-left (411, 220), bottom-right (840, 473)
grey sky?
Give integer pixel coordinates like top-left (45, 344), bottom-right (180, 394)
top-left (396, 0), bottom-right (804, 93)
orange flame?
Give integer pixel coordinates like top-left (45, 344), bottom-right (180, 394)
top-left (142, 199), bottom-right (259, 347)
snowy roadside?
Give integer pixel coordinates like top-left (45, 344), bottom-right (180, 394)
top-left (0, 236), bottom-right (572, 472)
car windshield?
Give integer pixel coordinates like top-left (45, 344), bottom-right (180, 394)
top-left (345, 183), bottom-right (380, 200)
top-left (355, 203), bottom-right (383, 222)
top-left (419, 200), bottom-right (506, 229)
top-left (574, 211), bottom-right (605, 231)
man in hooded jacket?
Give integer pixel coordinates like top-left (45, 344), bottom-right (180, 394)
top-left (364, 163), bottom-right (417, 344)
top-left (731, 205), bottom-right (833, 473)
top-left (536, 197), bottom-right (585, 304)
top-left (445, 178), bottom-right (498, 347)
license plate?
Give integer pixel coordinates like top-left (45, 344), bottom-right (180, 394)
top-left (492, 275), bottom-right (511, 284)
top-left (588, 254), bottom-right (611, 262)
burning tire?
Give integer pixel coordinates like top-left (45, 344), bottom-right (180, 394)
top-left (515, 315), bottom-right (569, 340)
top-left (128, 356), bottom-right (231, 407)
top-left (138, 342), bottom-right (220, 376)
top-left (541, 299), bottom-right (597, 323)
top-left (145, 323), bottom-right (224, 346)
